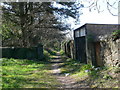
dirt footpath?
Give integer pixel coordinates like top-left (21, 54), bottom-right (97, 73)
top-left (50, 52), bottom-right (90, 88)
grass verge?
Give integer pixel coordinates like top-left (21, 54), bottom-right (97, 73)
top-left (60, 55), bottom-right (120, 88)
top-left (2, 50), bottom-right (60, 88)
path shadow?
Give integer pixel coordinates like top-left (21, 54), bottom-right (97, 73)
top-left (50, 61), bottom-right (63, 63)
top-left (50, 57), bottom-right (61, 60)
top-left (52, 72), bottom-right (64, 76)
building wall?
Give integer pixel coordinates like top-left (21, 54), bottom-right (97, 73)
top-left (86, 24), bottom-right (119, 41)
top-left (86, 41), bottom-right (97, 66)
top-left (85, 24), bottom-right (119, 67)
top-left (86, 38), bottom-right (120, 67)
top-left (74, 24), bottom-right (120, 67)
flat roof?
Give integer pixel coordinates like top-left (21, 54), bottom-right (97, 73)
top-left (74, 23), bottom-right (120, 31)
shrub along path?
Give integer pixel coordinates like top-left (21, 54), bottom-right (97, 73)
top-left (50, 52), bottom-right (90, 88)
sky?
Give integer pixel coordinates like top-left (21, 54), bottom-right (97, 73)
top-left (73, 8), bottom-right (118, 29)
top-left (81, 8), bottom-right (118, 24)
top-left (71, 0), bottom-right (119, 29)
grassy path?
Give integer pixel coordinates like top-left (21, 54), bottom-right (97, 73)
top-left (50, 52), bottom-right (90, 88)
top-left (2, 49), bottom-right (119, 88)
top-left (50, 51), bottom-right (119, 88)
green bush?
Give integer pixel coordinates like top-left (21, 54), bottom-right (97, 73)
top-left (80, 64), bottom-right (92, 71)
top-left (43, 50), bottom-right (51, 60)
top-left (60, 50), bottom-right (65, 55)
top-left (112, 30), bottom-right (120, 36)
top-left (112, 30), bottom-right (120, 40)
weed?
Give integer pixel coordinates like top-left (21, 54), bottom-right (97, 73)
top-left (103, 74), bottom-right (113, 80)
top-left (43, 50), bottom-right (51, 60)
top-left (112, 30), bottom-right (120, 40)
top-left (80, 64), bottom-right (92, 71)
top-left (112, 30), bottom-right (120, 36)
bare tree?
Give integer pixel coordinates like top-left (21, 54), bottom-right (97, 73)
top-left (81, 0), bottom-right (118, 16)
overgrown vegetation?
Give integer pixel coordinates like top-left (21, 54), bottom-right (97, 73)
top-left (112, 30), bottom-right (120, 36)
top-left (112, 30), bottom-right (120, 40)
top-left (60, 55), bottom-right (119, 88)
top-left (2, 50), bottom-right (60, 88)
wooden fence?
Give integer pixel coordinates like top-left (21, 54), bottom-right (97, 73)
top-left (0, 45), bottom-right (44, 60)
